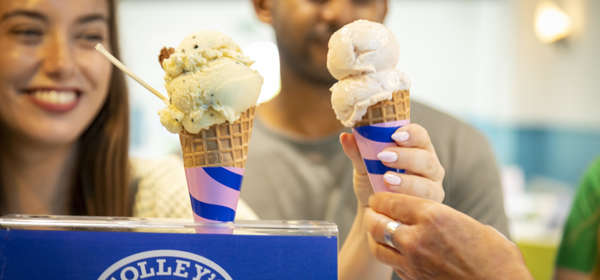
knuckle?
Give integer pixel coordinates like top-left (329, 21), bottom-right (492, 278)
top-left (419, 203), bottom-right (440, 224)
top-left (402, 237), bottom-right (418, 255)
top-left (409, 123), bottom-right (422, 132)
top-left (420, 125), bottom-right (429, 137)
top-left (413, 124), bottom-right (429, 138)
top-left (435, 184), bottom-right (446, 202)
top-left (421, 181), bottom-right (433, 199)
top-left (430, 209), bottom-right (451, 228)
top-left (438, 165), bottom-right (446, 179)
top-left (423, 153), bottom-right (437, 172)
top-left (388, 198), bottom-right (405, 219)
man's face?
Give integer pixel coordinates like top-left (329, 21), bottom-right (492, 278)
top-left (271, 0), bottom-right (387, 85)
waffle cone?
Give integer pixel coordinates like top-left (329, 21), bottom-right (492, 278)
top-left (354, 89), bottom-right (410, 128)
top-left (179, 107), bottom-right (255, 168)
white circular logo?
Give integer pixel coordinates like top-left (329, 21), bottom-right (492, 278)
top-left (98, 250), bottom-right (232, 280)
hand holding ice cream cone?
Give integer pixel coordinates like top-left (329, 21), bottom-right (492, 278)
top-left (340, 124), bottom-right (445, 204)
top-left (328, 20), bottom-right (444, 201)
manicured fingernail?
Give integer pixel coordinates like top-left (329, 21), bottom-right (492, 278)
top-left (383, 173), bottom-right (402, 185)
top-left (377, 151), bottom-right (398, 163)
top-left (392, 131), bottom-right (410, 143)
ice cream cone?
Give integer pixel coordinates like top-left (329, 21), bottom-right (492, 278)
top-left (156, 31), bottom-right (262, 234)
top-left (179, 107), bottom-right (255, 232)
top-left (352, 90), bottom-right (410, 193)
top-left (353, 89), bottom-right (410, 127)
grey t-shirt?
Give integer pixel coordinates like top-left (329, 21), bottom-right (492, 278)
top-left (241, 100), bottom-right (510, 243)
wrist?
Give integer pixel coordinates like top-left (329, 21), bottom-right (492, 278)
top-left (489, 237), bottom-right (533, 280)
top-left (492, 263), bottom-right (532, 280)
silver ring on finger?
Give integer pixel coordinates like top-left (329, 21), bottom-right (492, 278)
top-left (383, 220), bottom-right (402, 249)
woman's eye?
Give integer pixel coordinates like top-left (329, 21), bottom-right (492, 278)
top-left (78, 33), bottom-right (104, 42)
top-left (13, 29), bottom-right (42, 36)
top-left (10, 28), bottom-right (44, 38)
top-left (352, 0), bottom-right (375, 5)
top-left (76, 32), bottom-right (105, 47)
top-left (10, 28), bottom-right (44, 43)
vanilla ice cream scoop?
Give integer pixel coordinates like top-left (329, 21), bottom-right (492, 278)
top-left (158, 31), bottom-right (263, 134)
top-left (331, 70), bottom-right (410, 127)
top-left (327, 20), bottom-right (400, 80)
top-left (327, 20), bottom-right (410, 127)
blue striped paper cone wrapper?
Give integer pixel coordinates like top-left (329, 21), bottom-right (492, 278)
top-left (179, 107), bottom-right (255, 234)
top-left (352, 90), bottom-right (410, 193)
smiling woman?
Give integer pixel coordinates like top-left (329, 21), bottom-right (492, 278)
top-left (0, 0), bottom-right (130, 216)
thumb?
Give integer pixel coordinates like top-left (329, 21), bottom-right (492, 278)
top-left (340, 132), bottom-right (367, 175)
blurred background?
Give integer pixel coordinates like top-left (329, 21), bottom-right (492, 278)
top-left (118, 1), bottom-right (599, 278)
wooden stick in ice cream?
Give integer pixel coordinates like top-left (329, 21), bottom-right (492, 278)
top-left (95, 43), bottom-right (169, 104)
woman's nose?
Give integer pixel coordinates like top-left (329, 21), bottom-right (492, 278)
top-left (42, 32), bottom-right (75, 80)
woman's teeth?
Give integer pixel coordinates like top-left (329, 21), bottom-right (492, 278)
top-left (31, 90), bottom-right (77, 104)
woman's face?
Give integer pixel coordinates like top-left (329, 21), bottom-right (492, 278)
top-left (0, 0), bottom-right (112, 147)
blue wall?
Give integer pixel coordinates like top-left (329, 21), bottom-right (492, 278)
top-left (472, 120), bottom-right (600, 188)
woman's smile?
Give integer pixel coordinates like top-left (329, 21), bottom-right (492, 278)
top-left (24, 87), bottom-right (81, 113)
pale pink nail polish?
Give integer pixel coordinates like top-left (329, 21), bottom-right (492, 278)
top-left (383, 173), bottom-right (402, 185)
top-left (377, 151), bottom-right (398, 163)
top-left (392, 131), bottom-right (410, 143)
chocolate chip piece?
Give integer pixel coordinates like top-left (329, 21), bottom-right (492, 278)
top-left (158, 47), bottom-right (175, 68)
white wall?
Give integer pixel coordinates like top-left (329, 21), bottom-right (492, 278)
top-left (385, 1), bottom-right (516, 122)
top-left (510, 0), bottom-right (600, 128)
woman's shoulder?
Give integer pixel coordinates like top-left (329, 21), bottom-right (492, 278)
top-left (129, 155), bottom-right (192, 219)
top-left (130, 155), bottom-right (184, 183)
top-left (129, 156), bottom-right (258, 220)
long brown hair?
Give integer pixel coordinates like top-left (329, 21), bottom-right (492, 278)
top-left (72, 0), bottom-right (131, 216)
